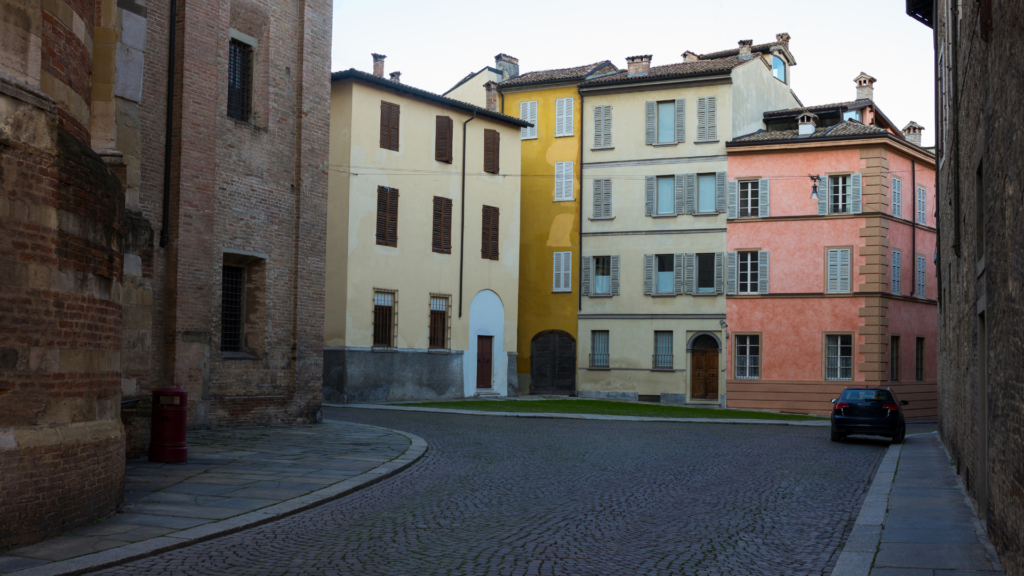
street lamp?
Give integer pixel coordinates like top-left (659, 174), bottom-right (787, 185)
top-left (810, 175), bottom-right (821, 201)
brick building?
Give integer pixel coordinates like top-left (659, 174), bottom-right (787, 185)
top-left (907, 0), bottom-right (1023, 572)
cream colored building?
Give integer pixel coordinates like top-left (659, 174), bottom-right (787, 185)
top-left (576, 37), bottom-right (799, 405)
top-left (325, 57), bottom-right (529, 402)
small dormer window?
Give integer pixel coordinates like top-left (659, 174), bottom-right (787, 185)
top-left (843, 110), bottom-right (862, 122)
top-left (772, 56), bottom-right (786, 83)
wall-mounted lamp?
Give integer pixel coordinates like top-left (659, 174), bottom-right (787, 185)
top-left (809, 175), bottom-right (821, 201)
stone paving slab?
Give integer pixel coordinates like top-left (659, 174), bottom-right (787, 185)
top-left (0, 421), bottom-right (427, 576)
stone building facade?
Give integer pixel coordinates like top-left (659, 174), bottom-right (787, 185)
top-left (908, 0), bottom-right (1023, 572)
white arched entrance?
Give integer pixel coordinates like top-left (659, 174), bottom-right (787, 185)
top-left (464, 290), bottom-right (507, 396)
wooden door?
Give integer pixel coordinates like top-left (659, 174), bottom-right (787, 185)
top-left (476, 336), bottom-right (493, 389)
top-left (691, 350), bottom-right (719, 400)
top-left (530, 331), bottom-right (575, 395)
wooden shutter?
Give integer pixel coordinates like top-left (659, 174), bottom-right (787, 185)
top-left (707, 96), bottom-right (717, 141)
top-left (758, 250), bottom-right (769, 295)
top-left (917, 187), bottom-right (926, 224)
top-left (715, 172), bottom-right (726, 213)
top-left (726, 252), bottom-right (737, 295)
top-left (481, 206), bottom-right (499, 260)
top-left (376, 186), bottom-right (388, 246)
top-left (379, 102), bottom-right (390, 150)
top-left (432, 196), bottom-right (452, 254)
top-left (674, 174), bottom-right (686, 215)
top-left (727, 180), bottom-right (738, 219)
top-left (553, 252), bottom-right (563, 291)
top-left (521, 102), bottom-right (537, 140)
top-left (389, 103), bottom-right (400, 151)
top-left (697, 97), bottom-right (707, 141)
top-left (593, 106), bottom-right (604, 147)
top-left (818, 175), bottom-right (829, 215)
top-left (674, 98), bottom-right (686, 142)
top-left (592, 179), bottom-right (602, 218)
top-left (530, 101), bottom-right (538, 138)
top-left (917, 255), bottom-right (925, 297)
top-left (758, 178), bottom-right (770, 218)
top-left (644, 254), bottom-right (654, 295)
top-left (851, 173), bottom-right (863, 213)
top-left (555, 163), bottom-right (564, 200)
top-left (564, 98), bottom-right (574, 136)
top-left (685, 174), bottom-right (696, 214)
top-left (839, 249), bottom-right (850, 292)
top-left (714, 252), bottom-right (724, 294)
top-left (561, 251), bottom-right (571, 292)
top-left (891, 250), bottom-right (901, 294)
top-left (602, 179), bottom-right (612, 218)
top-left (610, 255), bottom-right (620, 295)
top-left (564, 162), bottom-right (573, 200)
top-left (684, 253), bottom-right (695, 295)
top-left (827, 249), bottom-right (840, 293)
top-left (645, 101), bottom-right (655, 145)
top-left (555, 99), bottom-right (565, 136)
top-left (386, 188), bottom-right (398, 246)
top-left (436, 116), bottom-right (453, 163)
top-left (674, 253), bottom-right (684, 294)
top-left (645, 176), bottom-right (655, 216)
top-left (601, 105), bottom-right (612, 147)
top-left (892, 177), bottom-right (902, 217)
top-left (484, 129), bottom-right (500, 174)
top-left (581, 256), bottom-right (592, 296)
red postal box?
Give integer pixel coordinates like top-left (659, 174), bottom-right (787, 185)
top-left (149, 387), bottom-right (188, 463)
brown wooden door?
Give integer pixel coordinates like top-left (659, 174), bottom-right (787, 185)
top-left (476, 336), bottom-right (493, 389)
top-left (691, 350), bottom-right (719, 400)
top-left (529, 331), bottom-right (576, 395)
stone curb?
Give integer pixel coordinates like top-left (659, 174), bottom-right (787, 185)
top-left (326, 403), bottom-right (831, 426)
top-left (8, 422), bottom-right (428, 576)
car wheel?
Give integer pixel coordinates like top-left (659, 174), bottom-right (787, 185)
top-left (831, 429), bottom-right (843, 443)
top-left (892, 424), bottom-right (905, 444)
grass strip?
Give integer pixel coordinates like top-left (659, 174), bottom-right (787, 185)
top-left (404, 399), bottom-right (824, 421)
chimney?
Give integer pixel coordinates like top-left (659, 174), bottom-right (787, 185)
top-left (854, 72), bottom-right (877, 101)
top-left (626, 54), bottom-right (652, 76)
top-left (738, 40), bottom-right (753, 60)
top-left (682, 51), bottom-right (699, 62)
top-left (797, 112), bottom-right (818, 137)
top-left (372, 53), bottom-right (386, 77)
top-left (902, 121), bottom-right (925, 146)
top-left (495, 53), bottom-right (519, 80)
top-left (389, 71), bottom-right (401, 83)
top-left (775, 32), bottom-right (791, 47)
top-left (484, 81), bottom-right (499, 112)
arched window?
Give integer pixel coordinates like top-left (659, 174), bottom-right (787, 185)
top-left (772, 56), bottom-right (786, 83)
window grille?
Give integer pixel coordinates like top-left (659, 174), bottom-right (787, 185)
top-left (220, 265), bottom-right (245, 352)
top-left (227, 39), bottom-right (252, 121)
top-left (653, 331), bottom-right (673, 369)
top-left (591, 331), bottom-right (609, 368)
top-left (825, 334), bottom-right (852, 380)
top-left (739, 181), bottom-right (759, 218)
top-left (735, 335), bottom-right (760, 379)
top-left (429, 296), bottom-right (449, 349)
top-left (373, 291), bottom-right (395, 348)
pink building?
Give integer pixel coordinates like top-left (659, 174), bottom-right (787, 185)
top-left (723, 75), bottom-right (938, 418)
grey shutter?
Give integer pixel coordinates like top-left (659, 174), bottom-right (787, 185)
top-left (727, 180), bottom-right (738, 219)
top-left (685, 174), bottom-right (696, 214)
top-left (552, 252), bottom-right (562, 291)
top-left (697, 97), bottom-right (707, 141)
top-left (714, 252), bottom-right (724, 294)
top-left (592, 179), bottom-right (602, 218)
top-left (707, 96), bottom-right (717, 141)
top-left (827, 249), bottom-right (840, 293)
top-left (726, 252), bottom-right (737, 295)
top-left (674, 174), bottom-right (686, 215)
top-left (818, 175), bottom-right (829, 215)
top-left (644, 254), bottom-right (654, 295)
top-left (715, 172), bottom-right (726, 213)
top-left (602, 106), bottom-right (612, 147)
top-left (593, 106), bottom-right (603, 148)
top-left (645, 176), bottom-right (655, 217)
top-left (758, 250), bottom-right (770, 295)
top-left (521, 102), bottom-right (530, 139)
top-left (684, 253), bottom-right (695, 295)
top-left (851, 173), bottom-right (863, 214)
top-left (610, 255), bottom-right (620, 295)
top-left (602, 180), bottom-right (612, 218)
top-left (891, 250), bottom-right (901, 294)
top-left (674, 98), bottom-right (686, 142)
top-left (645, 101), bottom-right (655, 145)
top-left (758, 178), bottom-right (770, 218)
top-left (674, 253), bottom-right (684, 294)
top-left (839, 249), bottom-right (851, 293)
top-left (917, 255), bottom-right (926, 297)
top-left (581, 257), bottom-right (592, 296)
top-left (892, 177), bottom-right (902, 217)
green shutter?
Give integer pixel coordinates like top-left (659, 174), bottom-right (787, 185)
top-left (818, 175), bottom-right (829, 215)
top-left (715, 172), bottom-right (726, 213)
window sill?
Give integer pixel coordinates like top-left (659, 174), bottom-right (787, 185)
top-left (521, 137), bottom-right (538, 141)
top-left (652, 293), bottom-right (677, 298)
top-left (651, 368), bottom-right (676, 372)
top-left (652, 142), bottom-right (678, 147)
top-left (555, 134), bottom-right (574, 138)
top-left (693, 292), bottom-right (719, 297)
top-left (588, 294), bottom-right (614, 298)
top-left (651, 214), bottom-right (678, 219)
top-left (427, 348), bottom-right (451, 354)
top-left (694, 140), bottom-right (720, 145)
top-left (221, 351), bottom-right (259, 360)
top-left (553, 198), bottom-right (575, 203)
top-left (587, 366), bottom-right (611, 371)
top-left (591, 146), bottom-right (614, 151)
top-left (371, 347), bottom-right (396, 352)
top-left (691, 212), bottom-right (721, 217)
top-left (552, 290), bottom-right (573, 294)
top-left (588, 216), bottom-right (615, 221)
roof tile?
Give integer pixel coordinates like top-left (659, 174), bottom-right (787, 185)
top-left (500, 61), bottom-right (615, 87)
top-left (731, 120), bottom-right (890, 143)
top-left (580, 55), bottom-right (750, 87)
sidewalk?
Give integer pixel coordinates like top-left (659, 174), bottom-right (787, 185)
top-left (0, 421), bottom-right (426, 576)
top-left (832, 432), bottom-right (1004, 576)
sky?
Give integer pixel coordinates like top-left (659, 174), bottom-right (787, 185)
top-left (332, 0), bottom-right (935, 147)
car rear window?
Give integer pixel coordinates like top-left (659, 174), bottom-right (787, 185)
top-left (841, 389), bottom-right (895, 402)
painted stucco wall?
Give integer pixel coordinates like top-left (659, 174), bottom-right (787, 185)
top-left (444, 68), bottom-right (503, 108)
top-left (730, 56), bottom-right (800, 138)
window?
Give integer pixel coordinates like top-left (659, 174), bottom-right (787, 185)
top-left (697, 253), bottom-right (715, 293)
top-left (825, 334), bottom-right (853, 381)
top-left (372, 291), bottom-right (395, 348)
top-left (915, 337), bottom-right (925, 380)
top-left (916, 255), bottom-right (926, 298)
top-left (645, 99), bottom-right (684, 145)
top-left (891, 250), bottom-right (901, 294)
top-left (657, 101), bottom-right (674, 143)
top-left (593, 256), bottom-right (611, 295)
top-left (591, 331), bottom-right (609, 368)
top-left (739, 181), bottom-right (759, 218)
top-left (484, 129), bottom-right (500, 174)
top-left (593, 105), bottom-right (612, 147)
top-left (772, 56), bottom-right (786, 83)
top-left (429, 295), bottom-right (449, 350)
top-left (656, 176), bottom-right (674, 215)
top-left (481, 206), bottom-right (499, 260)
top-left (520, 101), bottom-right (538, 140)
top-left (830, 176), bottom-right (850, 214)
top-left (656, 254), bottom-right (674, 294)
top-left (653, 331), bottom-right (673, 369)
top-left (555, 98), bottom-right (574, 137)
top-left (431, 196), bottom-right (452, 254)
top-left (735, 335), bottom-right (760, 379)
top-left (738, 251), bottom-right (759, 294)
top-left (379, 101), bottom-right (400, 151)
top-left (697, 174), bottom-right (716, 213)
top-left (697, 96), bottom-right (717, 141)
top-left (890, 335), bottom-right (901, 381)
top-left (916, 186), bottom-right (927, 224)
top-left (827, 248), bottom-right (851, 293)
top-left (220, 265), bottom-right (245, 352)
top-left (435, 116), bottom-right (453, 163)
top-left (891, 177), bottom-right (902, 217)
top-left (555, 162), bottom-right (574, 201)
top-left (553, 251), bottom-right (572, 292)
top-left (842, 110), bottom-right (862, 122)
top-left (227, 40), bottom-right (253, 121)
top-left (375, 186), bottom-right (399, 247)
top-left (592, 179), bottom-right (611, 218)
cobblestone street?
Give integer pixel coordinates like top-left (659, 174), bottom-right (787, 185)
top-left (90, 409), bottom-right (890, 576)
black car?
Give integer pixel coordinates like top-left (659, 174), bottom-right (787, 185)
top-left (830, 387), bottom-right (908, 443)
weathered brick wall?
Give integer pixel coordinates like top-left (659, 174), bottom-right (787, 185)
top-left (935, 0), bottom-right (1024, 573)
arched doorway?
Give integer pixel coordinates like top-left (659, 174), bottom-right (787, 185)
top-left (530, 330), bottom-right (575, 395)
top-left (465, 290), bottom-right (507, 396)
top-left (689, 333), bottom-right (721, 400)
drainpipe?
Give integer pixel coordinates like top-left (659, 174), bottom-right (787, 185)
top-left (459, 111), bottom-right (477, 318)
top-left (577, 87), bottom-right (584, 312)
top-left (159, 0), bottom-right (177, 248)
top-left (911, 159), bottom-right (917, 297)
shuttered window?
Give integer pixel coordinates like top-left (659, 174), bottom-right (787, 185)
top-left (379, 101), bottom-right (400, 151)
top-left (697, 97), bottom-right (717, 141)
top-left (593, 256), bottom-right (611, 295)
top-left (916, 255), bottom-right (926, 297)
top-left (428, 295), bottom-right (450, 350)
top-left (656, 254), bottom-right (674, 294)
top-left (591, 331), bottom-right (609, 368)
top-left (375, 186), bottom-right (399, 247)
top-left (657, 102), bottom-right (674, 143)
top-left (227, 40), bottom-right (253, 122)
top-left (553, 251), bottom-right (572, 292)
top-left (481, 206), bottom-right (499, 260)
top-left (431, 196), bottom-right (452, 254)
top-left (831, 176), bottom-right (850, 214)
top-left (916, 186), bottom-right (927, 224)
top-left (520, 101), bottom-right (538, 140)
top-left (738, 181), bottom-right (759, 218)
top-left (372, 291), bottom-right (396, 348)
top-left (592, 179), bottom-right (612, 218)
top-left (555, 162), bottom-right (574, 201)
top-left (825, 334), bottom-right (853, 380)
top-left (697, 253), bottom-right (716, 293)
top-left (653, 331), bottom-right (673, 369)
top-left (657, 176), bottom-right (674, 215)
top-left (555, 98), bottom-right (574, 137)
top-left (483, 129), bottom-right (500, 174)
top-left (892, 177), bottom-right (903, 217)
top-left (827, 249), bottom-right (851, 293)
top-left (891, 250), bottom-right (902, 294)
top-left (593, 105), bottom-right (612, 148)
top-left (435, 116), bottom-right (453, 163)
top-left (735, 335), bottom-right (760, 379)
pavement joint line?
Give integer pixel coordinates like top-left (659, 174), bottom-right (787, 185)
top-left (4, 423), bottom-right (428, 576)
top-left (325, 403), bottom-right (833, 426)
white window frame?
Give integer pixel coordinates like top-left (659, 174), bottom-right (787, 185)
top-left (739, 180), bottom-right (759, 218)
top-left (738, 251), bottom-right (759, 294)
top-left (735, 334), bottom-right (760, 380)
top-left (891, 250), bottom-right (902, 295)
top-left (555, 98), bottom-right (574, 137)
top-left (830, 176), bottom-right (850, 214)
top-left (554, 161), bottom-right (574, 201)
top-left (520, 101), bottom-right (538, 140)
top-left (825, 334), bottom-right (853, 381)
top-left (553, 251), bottom-right (572, 292)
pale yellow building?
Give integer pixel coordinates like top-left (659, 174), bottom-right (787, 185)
top-left (325, 57), bottom-right (529, 402)
top-left (576, 36), bottom-right (799, 405)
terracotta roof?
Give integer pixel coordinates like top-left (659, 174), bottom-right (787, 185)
top-left (579, 55), bottom-right (750, 87)
top-left (699, 41), bottom-right (786, 60)
top-left (763, 99), bottom-right (871, 117)
top-left (500, 61), bottom-right (615, 87)
top-left (731, 120), bottom-right (891, 143)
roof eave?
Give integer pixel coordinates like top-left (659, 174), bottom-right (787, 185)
top-left (727, 131), bottom-right (936, 161)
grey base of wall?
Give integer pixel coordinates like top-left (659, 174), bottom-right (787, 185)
top-left (661, 393), bottom-right (687, 404)
top-left (578, 391), bottom-right (639, 401)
